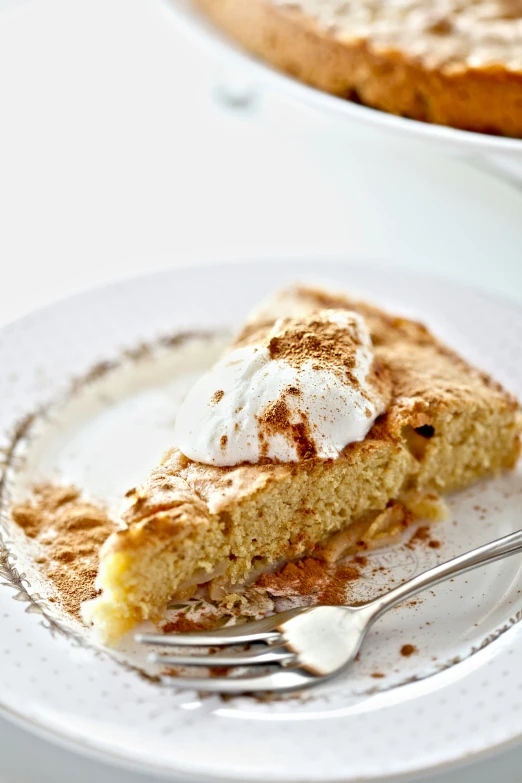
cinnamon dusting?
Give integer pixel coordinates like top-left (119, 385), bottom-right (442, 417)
top-left (210, 389), bottom-right (224, 405)
top-left (267, 314), bottom-right (361, 385)
top-left (254, 556), bottom-right (360, 604)
top-left (257, 397), bottom-right (317, 460)
top-left (11, 484), bottom-right (116, 618)
top-left (232, 307), bottom-right (392, 462)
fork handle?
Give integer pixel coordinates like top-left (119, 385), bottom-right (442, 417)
top-left (366, 527), bottom-right (522, 622)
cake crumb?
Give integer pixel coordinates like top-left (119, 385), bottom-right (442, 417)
top-left (412, 526), bottom-right (430, 542)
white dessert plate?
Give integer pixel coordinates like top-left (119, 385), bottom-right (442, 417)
top-left (163, 0), bottom-right (522, 157)
top-left (1, 259), bottom-right (522, 782)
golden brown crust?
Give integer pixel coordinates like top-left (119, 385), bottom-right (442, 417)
top-left (194, 0), bottom-right (522, 137)
top-left (108, 467), bottom-right (212, 554)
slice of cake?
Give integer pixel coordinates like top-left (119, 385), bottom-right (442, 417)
top-left (82, 285), bottom-right (521, 643)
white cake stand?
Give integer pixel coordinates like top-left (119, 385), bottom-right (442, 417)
top-left (163, 0), bottom-right (522, 183)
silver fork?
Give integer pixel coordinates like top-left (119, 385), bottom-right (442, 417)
top-left (136, 527), bottom-right (522, 693)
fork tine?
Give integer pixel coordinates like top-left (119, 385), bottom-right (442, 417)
top-left (149, 646), bottom-right (295, 667)
top-left (135, 607), bottom-right (306, 648)
top-left (160, 668), bottom-right (318, 693)
top-left (135, 629), bottom-right (281, 647)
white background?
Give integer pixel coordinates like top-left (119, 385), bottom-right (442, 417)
top-left (1, 0), bottom-right (522, 780)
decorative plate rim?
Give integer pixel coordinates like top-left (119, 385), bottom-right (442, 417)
top-left (1, 696), bottom-right (522, 783)
top-left (1, 259), bottom-right (522, 782)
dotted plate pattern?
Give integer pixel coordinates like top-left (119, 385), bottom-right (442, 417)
top-left (1, 260), bottom-right (522, 782)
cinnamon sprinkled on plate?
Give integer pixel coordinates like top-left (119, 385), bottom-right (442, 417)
top-left (11, 485), bottom-right (116, 618)
top-left (254, 557), bottom-right (360, 604)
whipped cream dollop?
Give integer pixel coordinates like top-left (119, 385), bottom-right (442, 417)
top-left (174, 309), bottom-right (388, 466)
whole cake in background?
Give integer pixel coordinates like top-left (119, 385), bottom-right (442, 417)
top-left (81, 284), bottom-right (521, 643)
top-left (194, 0), bottom-right (522, 138)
